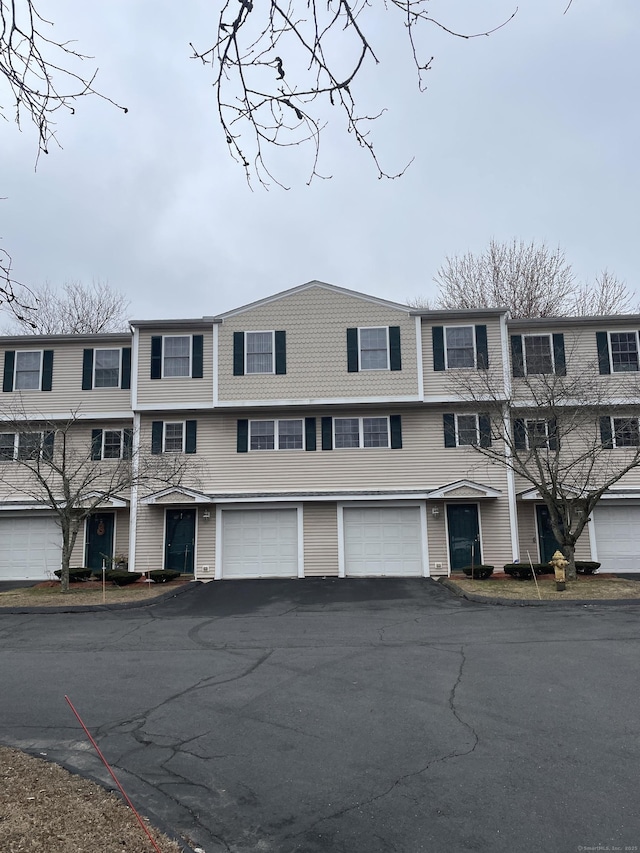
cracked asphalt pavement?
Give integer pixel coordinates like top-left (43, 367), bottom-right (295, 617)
top-left (1, 578), bottom-right (639, 853)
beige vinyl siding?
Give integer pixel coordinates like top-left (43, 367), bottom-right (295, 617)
top-left (422, 318), bottom-right (504, 398)
top-left (133, 505), bottom-right (166, 572)
top-left (195, 507), bottom-right (216, 577)
top-left (136, 328), bottom-right (214, 407)
top-left (516, 503), bottom-right (592, 562)
top-left (303, 503), bottom-right (339, 576)
top-left (218, 287), bottom-right (418, 402)
top-left (0, 342), bottom-right (132, 415)
top-left (140, 408), bottom-right (511, 495)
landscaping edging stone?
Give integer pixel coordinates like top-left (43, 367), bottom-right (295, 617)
top-left (439, 577), bottom-right (640, 607)
top-left (0, 581), bottom-right (201, 615)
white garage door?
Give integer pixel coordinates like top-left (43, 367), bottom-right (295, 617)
top-left (593, 505), bottom-right (640, 573)
top-left (343, 506), bottom-right (424, 577)
top-left (0, 515), bottom-right (61, 580)
top-left (222, 509), bottom-right (299, 579)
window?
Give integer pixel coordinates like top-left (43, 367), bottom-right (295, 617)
top-left (524, 335), bottom-right (553, 375)
top-left (103, 430), bottom-right (124, 459)
top-left (15, 351), bottom-right (42, 390)
top-left (347, 326), bottom-right (402, 372)
top-left (0, 432), bottom-right (47, 461)
top-left (446, 327), bottom-right (475, 369)
top-left (94, 349), bottom-right (121, 388)
top-left (443, 413), bottom-right (491, 448)
top-left (249, 419), bottom-right (303, 450)
top-left (359, 328), bottom-right (389, 371)
top-left (91, 428), bottom-right (132, 460)
top-left (163, 336), bottom-right (190, 378)
top-left (334, 417), bottom-right (390, 449)
top-left (514, 418), bottom-right (557, 451)
top-left (613, 417), bottom-right (640, 448)
top-left (609, 332), bottom-right (639, 373)
top-left (164, 422), bottom-right (184, 452)
top-left (245, 332), bottom-right (274, 374)
top-left (151, 420), bottom-right (197, 454)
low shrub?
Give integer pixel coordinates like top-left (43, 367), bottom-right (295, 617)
top-left (576, 561), bottom-right (601, 575)
top-left (461, 564), bottom-right (494, 579)
top-left (503, 563), bottom-right (549, 580)
top-left (104, 570), bottom-right (142, 587)
top-left (147, 569), bottom-right (181, 583)
top-left (54, 567), bottom-right (92, 582)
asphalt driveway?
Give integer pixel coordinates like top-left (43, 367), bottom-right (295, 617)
top-left (0, 578), bottom-right (639, 853)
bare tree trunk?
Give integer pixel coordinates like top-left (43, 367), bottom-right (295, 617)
top-left (563, 542), bottom-right (577, 582)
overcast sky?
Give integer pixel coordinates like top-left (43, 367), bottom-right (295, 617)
top-left (1, 0), bottom-right (638, 320)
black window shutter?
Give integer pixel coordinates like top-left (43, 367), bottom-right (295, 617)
top-left (42, 431), bottom-right (55, 462)
top-left (3, 351), bottom-right (15, 392)
top-left (41, 350), bottom-right (53, 391)
top-left (390, 415), bottom-right (402, 449)
top-left (514, 418), bottom-right (527, 450)
top-left (192, 336), bottom-right (204, 379)
top-left (233, 332), bottom-right (245, 376)
top-left (443, 413), bottom-right (456, 447)
top-left (121, 347), bottom-right (132, 390)
top-left (150, 336), bottom-right (162, 380)
top-left (91, 429), bottom-right (103, 460)
top-left (237, 419), bottom-right (249, 453)
top-left (600, 417), bottom-right (613, 448)
top-left (275, 331), bottom-right (287, 375)
top-left (510, 336), bottom-right (525, 377)
top-left (123, 428), bottom-right (133, 459)
top-left (479, 414), bottom-right (492, 448)
top-left (185, 420), bottom-right (197, 454)
top-left (321, 417), bottom-right (333, 450)
top-left (432, 327), bottom-right (445, 371)
top-left (596, 332), bottom-right (610, 375)
top-left (552, 334), bottom-right (566, 376)
top-left (548, 417), bottom-right (558, 451)
top-left (346, 328), bottom-right (359, 373)
top-left (82, 349), bottom-right (94, 390)
top-left (305, 417), bottom-right (316, 451)
top-left (475, 325), bottom-right (489, 369)
top-left (389, 327), bottom-right (402, 371)
top-left (151, 421), bottom-right (163, 454)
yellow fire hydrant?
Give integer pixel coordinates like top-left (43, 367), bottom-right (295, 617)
top-left (550, 550), bottom-right (568, 592)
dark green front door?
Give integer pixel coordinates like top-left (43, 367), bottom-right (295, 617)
top-left (447, 504), bottom-right (481, 571)
top-left (165, 509), bottom-right (196, 574)
top-left (536, 505), bottom-right (562, 563)
top-left (85, 513), bottom-right (115, 571)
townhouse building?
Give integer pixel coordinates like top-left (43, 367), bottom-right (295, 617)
top-left (0, 280), bottom-right (639, 582)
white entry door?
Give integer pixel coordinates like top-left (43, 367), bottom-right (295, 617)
top-left (343, 506), bottom-right (424, 577)
top-left (221, 509), bottom-right (299, 578)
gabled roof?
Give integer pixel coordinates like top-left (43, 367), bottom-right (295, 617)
top-left (215, 280), bottom-right (411, 319)
top-left (428, 479), bottom-right (502, 499)
top-left (140, 486), bottom-right (210, 505)
top-left (77, 492), bottom-right (129, 508)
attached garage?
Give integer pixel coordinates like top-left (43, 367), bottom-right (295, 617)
top-left (592, 504), bottom-right (640, 574)
top-left (220, 508), bottom-right (300, 579)
top-left (0, 514), bottom-right (61, 580)
top-left (342, 505), bottom-right (425, 577)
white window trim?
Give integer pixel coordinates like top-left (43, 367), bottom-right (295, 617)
top-left (161, 334), bottom-right (192, 379)
top-left (522, 333), bottom-right (554, 376)
top-left (524, 418), bottom-right (552, 451)
top-left (333, 416), bottom-right (391, 449)
top-left (14, 350), bottom-right (43, 391)
top-left (454, 414), bottom-right (480, 447)
top-left (245, 330), bottom-right (275, 375)
top-left (248, 418), bottom-right (304, 451)
top-left (101, 428), bottom-right (124, 460)
top-left (1, 431), bottom-right (45, 461)
top-left (358, 326), bottom-right (390, 371)
top-left (607, 330), bottom-right (640, 374)
top-left (444, 325), bottom-right (476, 370)
top-left (610, 415), bottom-right (640, 448)
top-left (163, 421), bottom-right (185, 453)
top-left (93, 348), bottom-right (122, 389)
